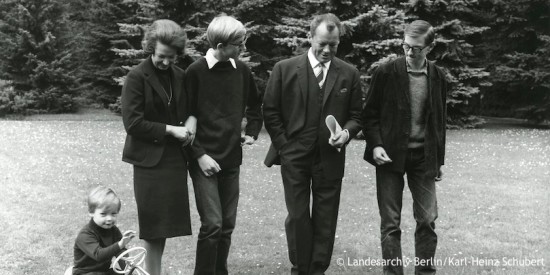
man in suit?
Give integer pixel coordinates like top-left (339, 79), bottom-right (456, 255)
top-left (361, 20), bottom-right (448, 275)
top-left (263, 13), bottom-right (362, 275)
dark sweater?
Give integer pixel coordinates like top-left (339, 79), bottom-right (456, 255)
top-left (185, 57), bottom-right (262, 169)
top-left (73, 219), bottom-right (123, 275)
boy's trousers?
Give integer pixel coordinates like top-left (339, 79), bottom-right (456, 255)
top-left (190, 161), bottom-right (240, 275)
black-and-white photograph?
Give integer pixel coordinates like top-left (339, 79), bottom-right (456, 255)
top-left (0, 0), bottom-right (548, 274)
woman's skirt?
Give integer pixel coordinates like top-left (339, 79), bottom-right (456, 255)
top-left (133, 143), bottom-right (191, 239)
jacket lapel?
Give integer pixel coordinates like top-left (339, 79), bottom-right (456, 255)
top-left (297, 54), bottom-right (309, 104)
top-left (322, 59), bottom-right (340, 107)
top-left (171, 68), bottom-right (183, 106)
top-left (396, 57), bottom-right (411, 106)
top-left (427, 60), bottom-right (441, 115)
top-left (142, 57), bottom-right (169, 106)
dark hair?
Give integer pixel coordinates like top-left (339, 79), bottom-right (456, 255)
top-left (310, 13), bottom-right (344, 37)
top-left (142, 19), bottom-right (187, 55)
top-left (404, 20), bottom-right (435, 45)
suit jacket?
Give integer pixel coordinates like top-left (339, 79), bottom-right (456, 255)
top-left (121, 57), bottom-right (190, 167)
top-left (361, 56), bottom-right (447, 177)
top-left (263, 53), bottom-right (362, 180)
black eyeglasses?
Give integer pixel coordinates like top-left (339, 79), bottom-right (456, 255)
top-left (401, 42), bottom-right (429, 53)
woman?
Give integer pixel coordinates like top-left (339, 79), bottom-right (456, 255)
top-left (121, 19), bottom-right (195, 275)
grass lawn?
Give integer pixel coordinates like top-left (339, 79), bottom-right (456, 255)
top-left (0, 113), bottom-right (548, 275)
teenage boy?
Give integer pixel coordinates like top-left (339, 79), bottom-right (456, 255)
top-left (185, 15), bottom-right (262, 275)
top-left (362, 20), bottom-right (448, 275)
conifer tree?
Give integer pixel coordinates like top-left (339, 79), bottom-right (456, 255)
top-left (403, 0), bottom-right (491, 128)
top-left (0, 0), bottom-right (77, 114)
top-left (347, 0), bottom-right (491, 128)
top-left (478, 0), bottom-right (550, 123)
top-left (67, 0), bottom-right (136, 107)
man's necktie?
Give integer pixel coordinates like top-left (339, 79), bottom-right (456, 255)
top-left (315, 63), bottom-right (325, 88)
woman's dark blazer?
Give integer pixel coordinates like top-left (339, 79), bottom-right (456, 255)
top-left (121, 57), bottom-right (189, 167)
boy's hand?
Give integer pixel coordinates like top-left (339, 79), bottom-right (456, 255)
top-left (241, 135), bottom-right (255, 146)
top-left (197, 154), bottom-right (221, 176)
top-left (118, 230), bottom-right (136, 249)
top-left (373, 146), bottom-right (392, 165)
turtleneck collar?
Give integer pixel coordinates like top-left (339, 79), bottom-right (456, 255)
top-left (88, 218), bottom-right (113, 234)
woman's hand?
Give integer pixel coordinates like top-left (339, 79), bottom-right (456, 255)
top-left (184, 116), bottom-right (197, 145)
top-left (166, 125), bottom-right (190, 144)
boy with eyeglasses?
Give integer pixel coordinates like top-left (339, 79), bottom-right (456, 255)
top-left (184, 15), bottom-right (262, 275)
top-left (361, 20), bottom-right (448, 275)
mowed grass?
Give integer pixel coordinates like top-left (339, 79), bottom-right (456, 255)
top-left (0, 115), bottom-right (548, 275)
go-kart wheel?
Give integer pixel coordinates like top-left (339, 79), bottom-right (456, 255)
top-left (111, 247), bottom-right (147, 274)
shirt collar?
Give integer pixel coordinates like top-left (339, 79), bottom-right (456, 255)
top-left (205, 48), bottom-right (237, 69)
top-left (307, 48), bottom-right (331, 71)
top-left (406, 58), bottom-right (428, 75)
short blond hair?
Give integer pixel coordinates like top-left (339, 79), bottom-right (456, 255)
top-left (142, 19), bottom-right (187, 55)
top-left (87, 186), bottom-right (121, 213)
top-left (206, 15), bottom-right (246, 48)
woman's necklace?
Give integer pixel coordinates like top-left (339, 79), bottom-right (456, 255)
top-left (161, 77), bottom-right (173, 106)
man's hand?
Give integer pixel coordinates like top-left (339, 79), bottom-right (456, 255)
top-left (118, 230), bottom-right (136, 249)
top-left (435, 166), bottom-right (443, 181)
top-left (329, 130), bottom-right (349, 148)
top-left (241, 135), bottom-right (255, 146)
top-left (373, 146), bottom-right (392, 165)
top-left (197, 154), bottom-right (221, 176)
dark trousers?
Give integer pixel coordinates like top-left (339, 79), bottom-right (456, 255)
top-left (281, 147), bottom-right (342, 275)
top-left (376, 147), bottom-right (438, 275)
top-left (189, 161), bottom-right (240, 275)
